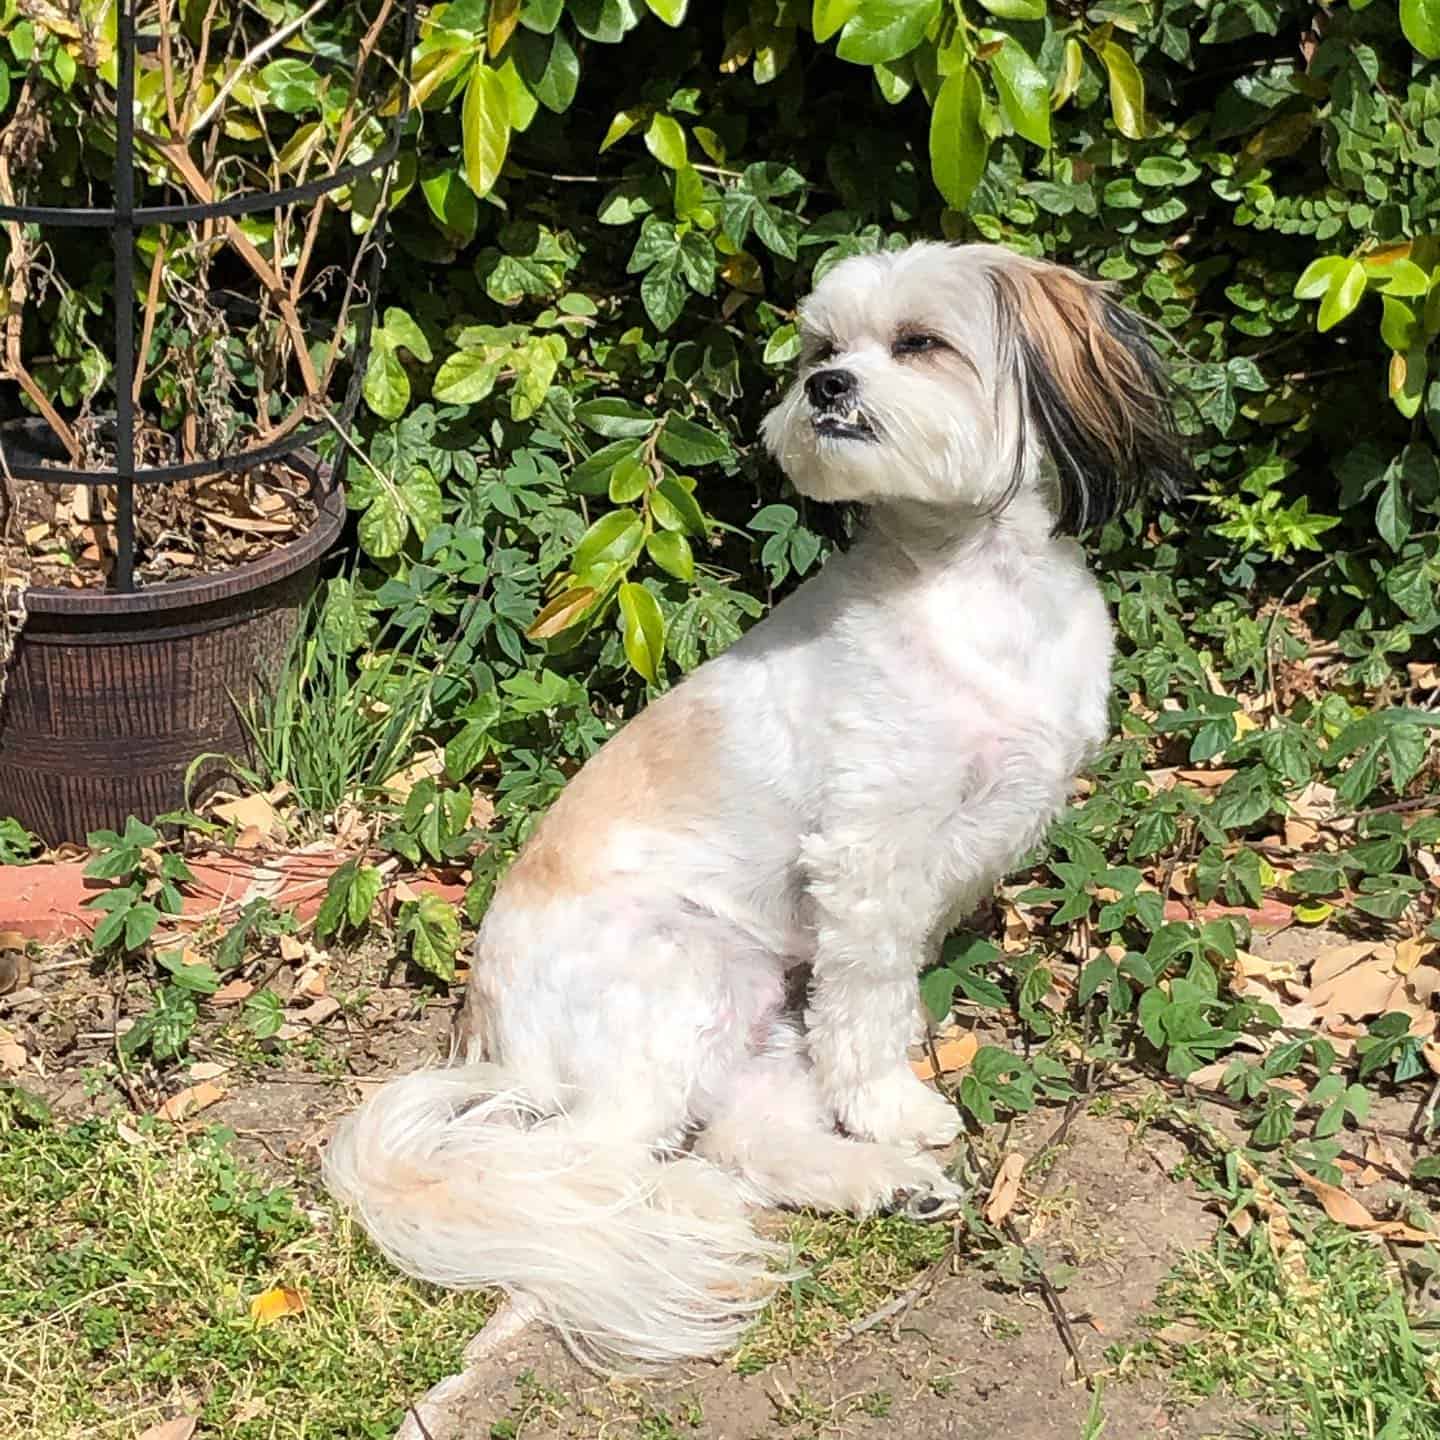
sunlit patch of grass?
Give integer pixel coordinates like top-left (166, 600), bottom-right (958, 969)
top-left (1134, 1226), bottom-right (1440, 1439)
top-left (734, 1212), bottom-right (951, 1373)
top-left (0, 1095), bottom-right (492, 1439)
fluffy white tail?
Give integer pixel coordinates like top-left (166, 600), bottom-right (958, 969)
top-left (322, 1064), bottom-right (779, 1369)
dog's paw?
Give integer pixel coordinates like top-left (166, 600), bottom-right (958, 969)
top-left (834, 1070), bottom-right (962, 1149)
top-left (896, 1173), bottom-right (966, 1224)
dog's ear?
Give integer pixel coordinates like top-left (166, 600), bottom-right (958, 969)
top-left (992, 263), bottom-right (1189, 534)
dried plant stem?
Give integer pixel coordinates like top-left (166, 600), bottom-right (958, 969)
top-left (141, 130), bottom-right (323, 398)
top-left (0, 79), bottom-right (80, 461)
top-left (132, 232), bottom-right (169, 405)
top-left (290, 0), bottom-right (396, 307)
top-left (188, 0), bottom-right (330, 140)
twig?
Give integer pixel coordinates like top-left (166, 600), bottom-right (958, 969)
top-left (136, 129), bottom-right (322, 397)
top-left (836, 1249), bottom-right (950, 1345)
top-left (1003, 1215), bottom-right (1089, 1383)
top-left (1411, 1075), bottom-right (1440, 1142)
top-left (187, 0), bottom-right (329, 138)
top-left (132, 233), bottom-right (169, 404)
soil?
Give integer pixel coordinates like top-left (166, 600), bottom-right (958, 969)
top-left (0, 456), bottom-right (318, 590)
top-left (7, 922), bottom-right (1425, 1440)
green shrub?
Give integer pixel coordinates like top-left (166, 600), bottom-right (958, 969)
top-left (4, 2), bottom-right (1439, 930)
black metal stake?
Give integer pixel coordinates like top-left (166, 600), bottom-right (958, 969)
top-left (112, 0), bottom-right (136, 593)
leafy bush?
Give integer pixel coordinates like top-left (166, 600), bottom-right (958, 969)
top-left (6, 3), bottom-right (1439, 981)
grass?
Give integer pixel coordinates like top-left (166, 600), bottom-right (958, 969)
top-left (0, 1097), bottom-right (492, 1440)
top-left (1135, 1225), bottom-right (1440, 1440)
top-left (733, 1211), bottom-right (952, 1373)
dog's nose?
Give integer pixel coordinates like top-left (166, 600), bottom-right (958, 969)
top-left (806, 368), bottom-right (856, 410)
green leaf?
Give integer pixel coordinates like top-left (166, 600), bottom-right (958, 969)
top-left (813, 0), bottom-right (861, 43)
top-left (1377, 472), bottom-right (1412, 550)
top-left (646, 530), bottom-right (695, 580)
top-left (244, 989), bottom-right (284, 1041)
top-left (433, 349), bottom-right (501, 405)
top-left (421, 166), bottom-right (479, 244)
top-left (618, 581), bottom-right (666, 683)
top-left (1317, 259), bottom-right (1366, 333)
top-left (574, 509), bottom-right (645, 572)
top-left (404, 894), bottom-right (461, 982)
top-left (655, 478), bottom-right (707, 536)
top-left (658, 414), bottom-right (731, 466)
top-left (977, 0), bottom-right (1044, 16)
top-left (919, 965), bottom-right (960, 1022)
top-left (357, 484), bottom-right (407, 558)
top-left (1294, 256), bottom-right (1346, 299)
top-left (530, 25), bottom-right (580, 112)
top-left (608, 457), bottom-right (649, 503)
top-left (461, 64), bottom-right (510, 199)
top-left (1402, 0), bottom-right (1440, 59)
top-left (1096, 40), bottom-right (1145, 140)
top-left (645, 112), bottom-right (688, 170)
top-left (836, 0), bottom-right (940, 66)
top-left (1381, 297), bottom-right (1418, 352)
top-left (988, 36), bottom-right (1051, 149)
top-left (645, 0), bottom-right (687, 24)
top-left (575, 398), bottom-right (655, 438)
top-left (261, 58), bottom-right (321, 114)
top-left (929, 64), bottom-right (989, 210)
top-left (363, 344), bottom-right (409, 421)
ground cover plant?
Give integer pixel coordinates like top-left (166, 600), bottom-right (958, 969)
top-left (2, 1), bottom-right (1440, 1437)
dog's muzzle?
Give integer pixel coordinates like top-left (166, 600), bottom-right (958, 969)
top-left (806, 367), bottom-right (876, 442)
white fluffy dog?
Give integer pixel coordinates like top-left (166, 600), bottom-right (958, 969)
top-left (324, 241), bottom-right (1185, 1370)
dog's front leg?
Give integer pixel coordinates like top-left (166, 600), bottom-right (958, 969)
top-left (801, 831), bottom-right (962, 1150)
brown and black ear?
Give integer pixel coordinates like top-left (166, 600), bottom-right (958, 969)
top-left (992, 263), bottom-right (1189, 534)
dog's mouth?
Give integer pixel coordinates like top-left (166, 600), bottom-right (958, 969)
top-left (811, 408), bottom-right (876, 442)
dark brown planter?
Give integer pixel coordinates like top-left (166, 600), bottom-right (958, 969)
top-left (0, 456), bottom-right (344, 845)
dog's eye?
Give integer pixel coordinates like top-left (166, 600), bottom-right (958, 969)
top-left (892, 331), bottom-right (948, 357)
top-left (806, 338), bottom-right (837, 364)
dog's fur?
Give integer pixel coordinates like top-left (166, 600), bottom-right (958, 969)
top-left (323, 242), bottom-right (1186, 1370)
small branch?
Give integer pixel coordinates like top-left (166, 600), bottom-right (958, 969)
top-left (187, 0), bottom-right (329, 139)
top-left (132, 234), bottom-right (168, 405)
top-left (139, 129), bottom-right (323, 398)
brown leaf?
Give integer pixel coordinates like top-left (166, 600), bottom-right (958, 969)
top-left (1175, 767), bottom-right (1237, 789)
top-left (249, 1285), bottom-right (305, 1327)
top-left (1283, 818), bottom-right (1319, 850)
top-left (1395, 937), bottom-right (1435, 975)
top-left (137, 1419), bottom-right (199, 1440)
top-left (1291, 1165), bottom-right (1435, 1244)
top-left (213, 792), bottom-right (278, 837)
top-left (0, 1027), bottom-right (26, 1074)
top-left (278, 934), bottom-right (306, 964)
top-left (984, 1153), bottom-right (1026, 1226)
top-left (156, 1081), bottom-right (225, 1123)
top-left (295, 995), bottom-right (340, 1025)
top-left (1306, 953), bottom-right (1396, 1020)
top-left (911, 1032), bottom-right (979, 1081)
top-left (211, 978), bottom-right (254, 1007)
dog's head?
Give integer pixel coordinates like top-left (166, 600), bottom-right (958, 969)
top-left (761, 242), bottom-right (1188, 532)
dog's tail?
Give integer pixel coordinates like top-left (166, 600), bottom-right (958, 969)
top-left (322, 1064), bottom-right (779, 1368)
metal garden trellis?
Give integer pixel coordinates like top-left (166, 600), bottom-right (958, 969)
top-left (0, 0), bottom-right (418, 844)
top-left (0, 0), bottom-right (418, 592)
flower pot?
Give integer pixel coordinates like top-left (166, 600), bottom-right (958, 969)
top-left (0, 454), bottom-right (343, 845)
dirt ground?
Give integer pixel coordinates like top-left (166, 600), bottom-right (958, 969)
top-left (10, 924), bottom-right (1393, 1440)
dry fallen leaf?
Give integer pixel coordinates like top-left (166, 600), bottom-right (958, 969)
top-left (984, 1153), bottom-right (1026, 1226)
top-left (213, 791), bottom-right (278, 837)
top-left (1291, 1165), bottom-right (1435, 1244)
top-left (1395, 936), bottom-right (1436, 975)
top-left (156, 1081), bottom-right (226, 1123)
top-left (911, 1032), bottom-right (979, 1082)
top-left (1175, 767), bottom-right (1237, 789)
top-left (137, 1419), bottom-right (198, 1440)
top-left (249, 1285), bottom-right (306, 1328)
top-left (188, 1061), bottom-right (229, 1082)
top-left (1306, 953), bottom-right (1398, 1020)
top-left (0, 1027), bottom-right (26, 1074)
top-left (295, 996), bottom-right (340, 1026)
top-left (211, 978), bottom-right (254, 1007)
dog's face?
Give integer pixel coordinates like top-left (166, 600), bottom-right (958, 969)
top-left (761, 242), bottom-right (1187, 532)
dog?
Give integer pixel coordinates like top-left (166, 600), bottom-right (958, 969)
top-left (323, 241), bottom-right (1186, 1371)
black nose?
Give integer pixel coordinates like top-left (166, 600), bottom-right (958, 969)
top-left (806, 368), bottom-right (856, 410)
